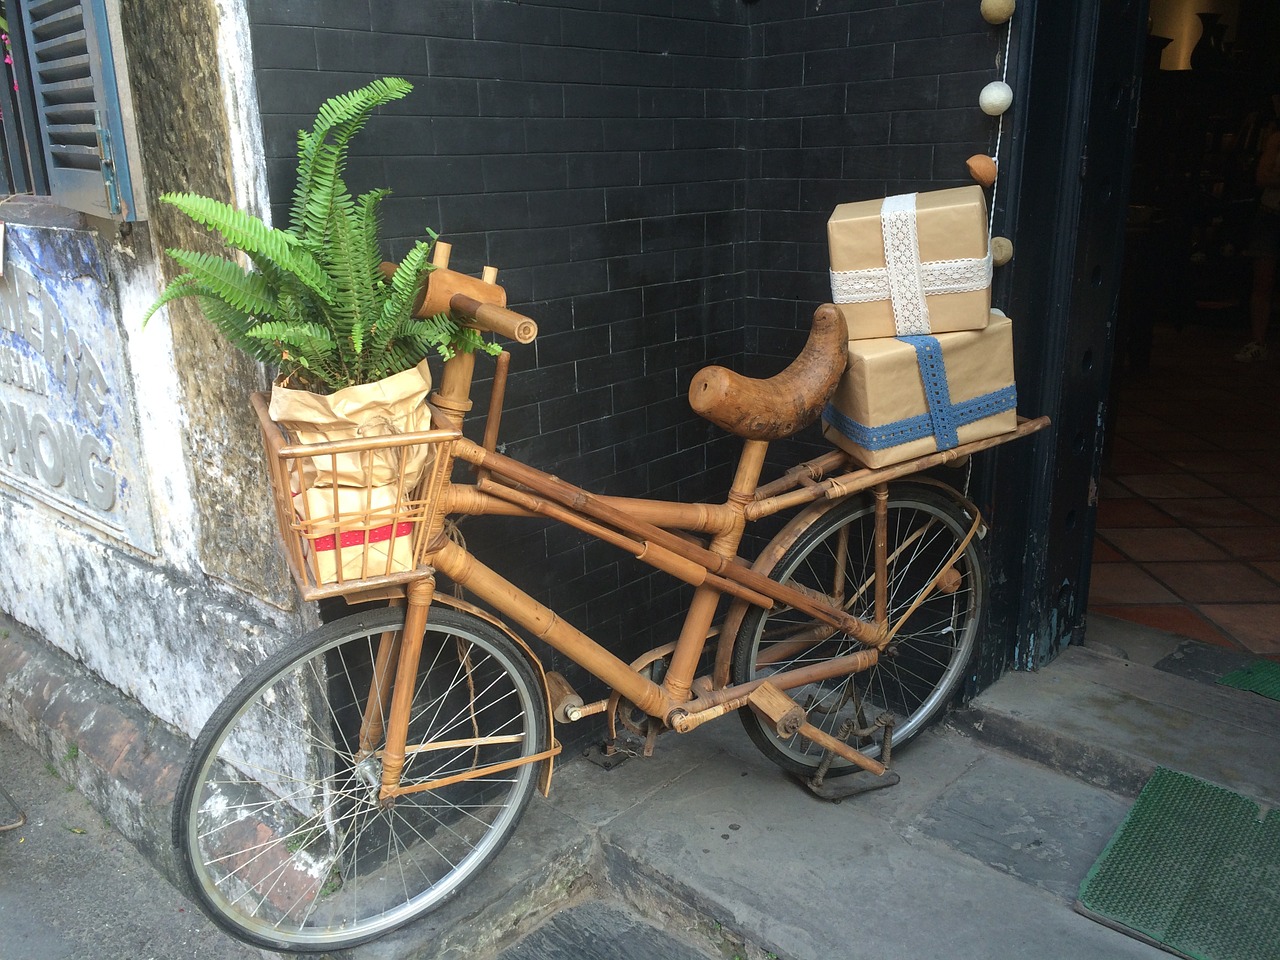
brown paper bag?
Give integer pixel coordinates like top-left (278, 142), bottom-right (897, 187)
top-left (268, 360), bottom-right (434, 489)
top-left (297, 483), bottom-right (417, 582)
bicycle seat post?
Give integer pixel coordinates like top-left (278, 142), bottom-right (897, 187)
top-left (379, 574), bottom-right (437, 804)
top-left (663, 439), bottom-right (769, 703)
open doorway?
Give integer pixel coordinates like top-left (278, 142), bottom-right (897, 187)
top-left (1090, 0), bottom-right (1280, 661)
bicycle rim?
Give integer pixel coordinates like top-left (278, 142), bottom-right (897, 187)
top-left (733, 485), bottom-right (985, 776)
top-left (173, 606), bottom-right (545, 952)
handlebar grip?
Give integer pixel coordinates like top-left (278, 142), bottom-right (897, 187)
top-left (450, 293), bottom-right (538, 344)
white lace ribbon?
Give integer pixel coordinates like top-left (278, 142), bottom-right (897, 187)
top-left (830, 192), bottom-right (992, 337)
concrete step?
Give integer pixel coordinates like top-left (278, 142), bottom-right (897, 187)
top-left (951, 639), bottom-right (1280, 806)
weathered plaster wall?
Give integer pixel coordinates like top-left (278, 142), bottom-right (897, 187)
top-left (119, 0), bottom-right (291, 605)
top-left (0, 0), bottom-right (308, 741)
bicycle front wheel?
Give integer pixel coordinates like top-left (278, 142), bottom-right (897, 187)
top-left (173, 605), bottom-right (547, 952)
top-left (732, 483), bottom-right (986, 778)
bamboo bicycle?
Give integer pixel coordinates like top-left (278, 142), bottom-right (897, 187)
top-left (171, 254), bottom-right (1048, 951)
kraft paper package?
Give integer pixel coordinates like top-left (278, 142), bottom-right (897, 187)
top-left (821, 312), bottom-right (1018, 469)
top-left (828, 186), bottom-right (992, 340)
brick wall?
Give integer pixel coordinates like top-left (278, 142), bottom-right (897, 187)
top-left (245, 0), bottom-right (1000, 688)
top-left (743, 0), bottom-right (1002, 473)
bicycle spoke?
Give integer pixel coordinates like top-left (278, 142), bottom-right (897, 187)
top-left (734, 487), bottom-right (985, 777)
top-left (175, 607), bottom-right (546, 951)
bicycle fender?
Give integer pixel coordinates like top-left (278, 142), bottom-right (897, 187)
top-left (432, 593), bottom-right (561, 797)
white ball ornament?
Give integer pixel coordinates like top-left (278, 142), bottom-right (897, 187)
top-left (979, 81), bottom-right (1013, 116)
top-left (980, 0), bottom-right (1016, 25)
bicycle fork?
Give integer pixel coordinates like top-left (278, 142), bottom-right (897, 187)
top-left (376, 576), bottom-right (438, 805)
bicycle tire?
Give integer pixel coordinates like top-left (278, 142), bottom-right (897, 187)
top-left (731, 482), bottom-right (986, 778)
top-left (172, 605), bottom-right (547, 952)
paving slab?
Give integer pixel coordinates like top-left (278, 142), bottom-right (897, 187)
top-left (566, 721), bottom-right (1164, 960)
top-left (0, 723), bottom-right (263, 960)
top-left (4, 605), bottom-right (1252, 960)
top-left (917, 750), bottom-right (1132, 901)
top-left (954, 643), bottom-right (1280, 805)
top-left (492, 899), bottom-right (718, 960)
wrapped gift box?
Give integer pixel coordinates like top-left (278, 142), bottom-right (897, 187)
top-left (821, 312), bottom-right (1018, 468)
top-left (828, 185), bottom-right (992, 340)
top-left (296, 483), bottom-right (418, 584)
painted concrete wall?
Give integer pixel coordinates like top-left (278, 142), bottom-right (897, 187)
top-left (0, 0), bottom-right (308, 742)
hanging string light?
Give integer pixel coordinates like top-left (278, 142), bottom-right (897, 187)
top-left (971, 0), bottom-right (1016, 258)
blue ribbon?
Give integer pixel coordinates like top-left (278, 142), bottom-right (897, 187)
top-left (823, 334), bottom-right (1016, 453)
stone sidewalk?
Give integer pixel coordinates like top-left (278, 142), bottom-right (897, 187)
top-left (3, 610), bottom-right (1276, 960)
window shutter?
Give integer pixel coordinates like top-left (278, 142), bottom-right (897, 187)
top-left (18, 0), bottom-right (142, 220)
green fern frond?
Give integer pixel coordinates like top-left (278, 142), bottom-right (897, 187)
top-left (163, 250), bottom-right (279, 319)
top-left (160, 192), bottom-right (336, 304)
top-left (148, 78), bottom-right (487, 390)
top-left (290, 78), bottom-right (410, 241)
top-left (192, 297), bottom-right (282, 365)
top-left (244, 320), bottom-right (339, 351)
top-left (141, 273), bottom-right (202, 326)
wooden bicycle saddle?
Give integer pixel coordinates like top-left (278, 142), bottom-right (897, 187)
top-left (688, 303), bottom-right (849, 441)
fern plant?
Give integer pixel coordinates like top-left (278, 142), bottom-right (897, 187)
top-left (145, 76), bottom-right (494, 393)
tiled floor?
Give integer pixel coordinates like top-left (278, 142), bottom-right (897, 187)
top-left (1090, 322), bottom-right (1280, 659)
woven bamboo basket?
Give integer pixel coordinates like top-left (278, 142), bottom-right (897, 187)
top-left (250, 393), bottom-right (460, 601)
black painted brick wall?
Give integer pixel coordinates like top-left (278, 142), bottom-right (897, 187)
top-left (245, 0), bottom-right (1001, 691)
top-left (742, 0), bottom-right (1002, 473)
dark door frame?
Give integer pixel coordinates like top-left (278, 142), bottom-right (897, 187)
top-left (971, 0), bottom-right (1149, 686)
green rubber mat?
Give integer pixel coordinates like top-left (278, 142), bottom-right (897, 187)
top-left (1076, 768), bottom-right (1280, 960)
top-left (1217, 660), bottom-right (1280, 701)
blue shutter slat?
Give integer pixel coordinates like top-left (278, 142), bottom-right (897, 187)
top-left (18, 0), bottom-right (139, 220)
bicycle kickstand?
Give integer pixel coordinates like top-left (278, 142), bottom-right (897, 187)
top-left (800, 712), bottom-right (900, 803)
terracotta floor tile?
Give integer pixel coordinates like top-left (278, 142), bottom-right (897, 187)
top-left (1107, 436), bottom-right (1145, 456)
top-left (1211, 431), bottom-right (1280, 452)
top-left (1088, 604), bottom-right (1235, 647)
top-left (1098, 477), bottom-right (1133, 500)
top-left (1162, 450), bottom-right (1261, 473)
top-left (1097, 528), bottom-right (1228, 562)
top-left (1114, 474), bottom-right (1223, 499)
top-left (1198, 527), bottom-right (1280, 561)
top-left (1091, 538), bottom-right (1126, 563)
top-left (1253, 561), bottom-right (1280, 584)
top-left (1143, 562), bottom-right (1280, 603)
top-left (1105, 449), bottom-right (1181, 474)
top-left (1113, 411), bottom-right (1171, 433)
top-left (1154, 498), bottom-right (1275, 529)
top-left (1198, 604), bottom-right (1280, 655)
top-left (1126, 431), bottom-right (1220, 453)
top-left (1245, 451), bottom-right (1280, 473)
top-left (1088, 563), bottom-right (1179, 604)
top-left (1246, 497), bottom-right (1280, 520)
top-left (1206, 473), bottom-right (1279, 498)
top-left (1094, 499), bottom-right (1178, 528)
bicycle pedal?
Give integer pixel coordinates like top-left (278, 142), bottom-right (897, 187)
top-left (797, 769), bottom-right (901, 803)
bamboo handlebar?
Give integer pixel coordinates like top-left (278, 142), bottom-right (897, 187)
top-left (450, 293), bottom-right (538, 343)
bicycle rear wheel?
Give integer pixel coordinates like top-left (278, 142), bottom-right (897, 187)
top-left (173, 605), bottom-right (547, 952)
top-left (732, 483), bottom-right (986, 778)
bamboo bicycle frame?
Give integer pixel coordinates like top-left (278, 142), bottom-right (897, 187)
top-left (270, 247), bottom-right (1050, 800)
top-left (350, 340), bottom-right (1048, 799)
